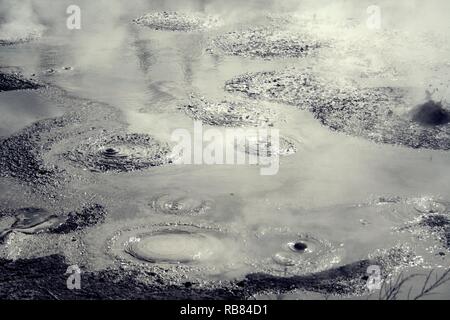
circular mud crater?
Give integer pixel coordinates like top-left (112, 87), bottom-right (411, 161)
top-left (149, 191), bottom-right (213, 216)
top-left (64, 133), bottom-right (171, 172)
top-left (106, 223), bottom-right (246, 278)
top-left (245, 228), bottom-right (344, 276)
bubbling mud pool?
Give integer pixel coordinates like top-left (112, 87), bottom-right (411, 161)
top-left (1, 1), bottom-right (450, 299)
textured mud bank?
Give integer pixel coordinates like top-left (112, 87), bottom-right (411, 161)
top-left (208, 26), bottom-right (321, 59)
top-left (0, 71), bottom-right (42, 92)
top-left (0, 254), bottom-right (394, 300)
top-left (225, 70), bottom-right (450, 150)
top-left (133, 11), bottom-right (222, 32)
top-left (180, 94), bottom-right (277, 127)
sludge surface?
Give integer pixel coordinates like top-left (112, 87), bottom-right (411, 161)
top-left (2, 1), bottom-right (450, 300)
top-left (180, 94), bottom-right (277, 127)
top-left (225, 69), bottom-right (450, 150)
top-left (0, 71), bottom-right (42, 92)
top-left (64, 133), bottom-right (172, 173)
top-left (208, 26), bottom-right (321, 59)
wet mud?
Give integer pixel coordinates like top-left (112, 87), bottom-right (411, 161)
top-left (133, 12), bottom-right (221, 32)
top-left (63, 133), bottom-right (172, 173)
top-left (180, 94), bottom-right (277, 127)
top-left (0, 71), bottom-right (42, 92)
top-left (208, 26), bottom-right (321, 59)
top-left (225, 70), bottom-right (450, 150)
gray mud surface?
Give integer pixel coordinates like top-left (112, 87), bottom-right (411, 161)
top-left (225, 70), bottom-right (450, 150)
top-left (208, 26), bottom-right (321, 59)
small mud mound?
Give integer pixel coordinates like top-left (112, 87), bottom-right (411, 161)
top-left (64, 133), bottom-right (171, 173)
top-left (245, 228), bottom-right (344, 276)
top-left (133, 12), bottom-right (221, 32)
top-left (208, 27), bottom-right (321, 59)
top-left (149, 191), bottom-right (213, 216)
top-left (225, 69), bottom-right (450, 150)
top-left (180, 95), bottom-right (276, 127)
top-left (50, 204), bottom-right (107, 234)
top-left (412, 100), bottom-right (450, 127)
top-left (0, 72), bottom-right (42, 92)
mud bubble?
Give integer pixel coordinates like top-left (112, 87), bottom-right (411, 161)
top-left (245, 228), bottom-right (344, 276)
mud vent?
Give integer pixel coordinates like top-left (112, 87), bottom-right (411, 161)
top-left (64, 133), bottom-right (171, 172)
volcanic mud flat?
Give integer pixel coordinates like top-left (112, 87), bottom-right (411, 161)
top-left (208, 26), bottom-right (321, 59)
top-left (63, 133), bottom-right (172, 173)
top-left (133, 11), bottom-right (222, 32)
top-left (0, 71), bottom-right (42, 92)
top-left (179, 94), bottom-right (277, 127)
top-left (225, 69), bottom-right (450, 150)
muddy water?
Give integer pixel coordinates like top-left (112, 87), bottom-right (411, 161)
top-left (1, 0), bottom-right (450, 299)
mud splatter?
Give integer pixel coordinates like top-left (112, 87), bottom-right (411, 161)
top-left (412, 100), bottom-right (450, 127)
top-left (225, 69), bottom-right (450, 150)
top-left (133, 12), bottom-right (221, 32)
